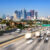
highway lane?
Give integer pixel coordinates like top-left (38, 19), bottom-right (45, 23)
top-left (0, 37), bottom-right (42, 50)
top-left (47, 38), bottom-right (50, 50)
top-left (16, 38), bottom-right (37, 50)
top-left (0, 27), bottom-right (40, 42)
top-left (1, 38), bottom-right (50, 50)
top-left (1, 37), bottom-right (36, 50)
top-left (38, 37), bottom-right (50, 50)
top-left (0, 27), bottom-right (49, 50)
top-left (0, 38), bottom-right (25, 50)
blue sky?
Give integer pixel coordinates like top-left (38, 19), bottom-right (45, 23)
top-left (0, 0), bottom-right (50, 17)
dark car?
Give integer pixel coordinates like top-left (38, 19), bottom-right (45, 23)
top-left (44, 37), bottom-right (48, 43)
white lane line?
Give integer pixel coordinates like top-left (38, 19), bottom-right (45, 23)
top-left (35, 40), bottom-right (44, 50)
top-left (47, 39), bottom-right (50, 50)
top-left (15, 41), bottom-right (28, 50)
top-left (15, 39), bottom-right (36, 50)
top-left (2, 38), bottom-right (25, 50)
top-left (24, 39), bottom-right (37, 50)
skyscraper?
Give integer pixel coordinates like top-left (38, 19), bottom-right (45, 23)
top-left (18, 11), bottom-right (21, 19)
top-left (10, 16), bottom-right (13, 20)
top-left (35, 11), bottom-right (38, 19)
top-left (27, 12), bottom-right (31, 16)
top-left (13, 10), bottom-right (18, 21)
top-left (27, 12), bottom-right (31, 20)
top-left (15, 10), bottom-right (18, 18)
top-left (21, 9), bottom-right (27, 19)
top-left (30, 10), bottom-right (35, 17)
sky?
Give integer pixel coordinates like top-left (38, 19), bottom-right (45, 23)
top-left (0, 0), bottom-right (50, 17)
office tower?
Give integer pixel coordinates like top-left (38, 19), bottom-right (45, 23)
top-left (18, 11), bottom-right (21, 19)
top-left (27, 12), bottom-right (31, 20)
top-left (35, 11), bottom-right (38, 19)
top-left (10, 16), bottom-right (13, 20)
top-left (13, 10), bottom-right (18, 21)
top-left (15, 10), bottom-right (18, 18)
top-left (21, 9), bottom-right (27, 19)
top-left (27, 16), bottom-right (31, 20)
top-left (30, 10), bottom-right (35, 17)
top-left (13, 13), bottom-right (17, 21)
top-left (27, 12), bottom-right (31, 16)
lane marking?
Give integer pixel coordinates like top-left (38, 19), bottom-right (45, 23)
top-left (0, 36), bottom-right (24, 47)
top-left (0, 27), bottom-right (45, 47)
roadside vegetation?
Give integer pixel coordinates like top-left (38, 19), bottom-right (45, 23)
top-left (0, 18), bottom-right (50, 36)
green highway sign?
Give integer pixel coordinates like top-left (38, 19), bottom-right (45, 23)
top-left (42, 24), bottom-right (50, 27)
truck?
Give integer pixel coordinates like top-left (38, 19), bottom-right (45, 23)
top-left (35, 31), bottom-right (41, 37)
top-left (47, 31), bottom-right (50, 37)
top-left (25, 32), bottom-right (32, 40)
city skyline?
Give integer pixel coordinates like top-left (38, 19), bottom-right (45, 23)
top-left (0, 0), bottom-right (50, 17)
top-left (4, 9), bottom-right (38, 21)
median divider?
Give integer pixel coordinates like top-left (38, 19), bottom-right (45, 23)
top-left (0, 27), bottom-right (46, 47)
top-left (0, 34), bottom-right (25, 47)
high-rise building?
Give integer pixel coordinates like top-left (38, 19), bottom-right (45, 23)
top-left (27, 12), bottom-right (31, 20)
top-left (30, 10), bottom-right (35, 17)
top-left (18, 11), bottom-right (21, 19)
top-left (10, 16), bottom-right (13, 20)
top-left (27, 12), bottom-right (31, 16)
top-left (13, 10), bottom-right (21, 21)
top-left (13, 9), bottom-right (38, 20)
top-left (35, 11), bottom-right (38, 19)
top-left (21, 9), bottom-right (27, 19)
top-left (15, 10), bottom-right (18, 18)
top-left (13, 13), bottom-right (17, 21)
top-left (13, 10), bottom-right (18, 21)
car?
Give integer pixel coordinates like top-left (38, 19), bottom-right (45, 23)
top-left (44, 33), bottom-right (46, 36)
top-left (44, 37), bottom-right (49, 43)
top-left (16, 29), bottom-right (21, 33)
top-left (40, 36), bottom-right (44, 39)
top-left (38, 36), bottom-right (43, 42)
top-left (38, 38), bottom-right (42, 42)
top-left (25, 32), bottom-right (32, 40)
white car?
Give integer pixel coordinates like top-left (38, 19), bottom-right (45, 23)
top-left (16, 29), bottom-right (21, 33)
top-left (25, 32), bottom-right (32, 40)
top-left (17, 29), bottom-right (21, 31)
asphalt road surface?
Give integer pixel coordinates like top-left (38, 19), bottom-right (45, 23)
top-left (0, 36), bottom-right (50, 50)
top-left (0, 27), bottom-right (50, 50)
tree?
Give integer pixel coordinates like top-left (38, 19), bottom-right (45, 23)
top-left (1, 20), bottom-right (7, 24)
top-left (17, 23), bottom-right (24, 29)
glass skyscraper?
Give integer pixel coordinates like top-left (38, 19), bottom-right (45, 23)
top-left (21, 9), bottom-right (27, 19)
top-left (30, 10), bottom-right (35, 17)
top-left (35, 11), bottom-right (38, 19)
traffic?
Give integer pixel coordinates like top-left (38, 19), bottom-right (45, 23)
top-left (0, 27), bottom-right (50, 50)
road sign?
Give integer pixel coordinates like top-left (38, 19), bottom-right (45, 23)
top-left (42, 24), bottom-right (50, 27)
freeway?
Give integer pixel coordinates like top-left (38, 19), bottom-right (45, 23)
top-left (0, 26), bottom-right (42, 43)
top-left (0, 27), bottom-right (50, 50)
top-left (0, 37), bottom-right (50, 50)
